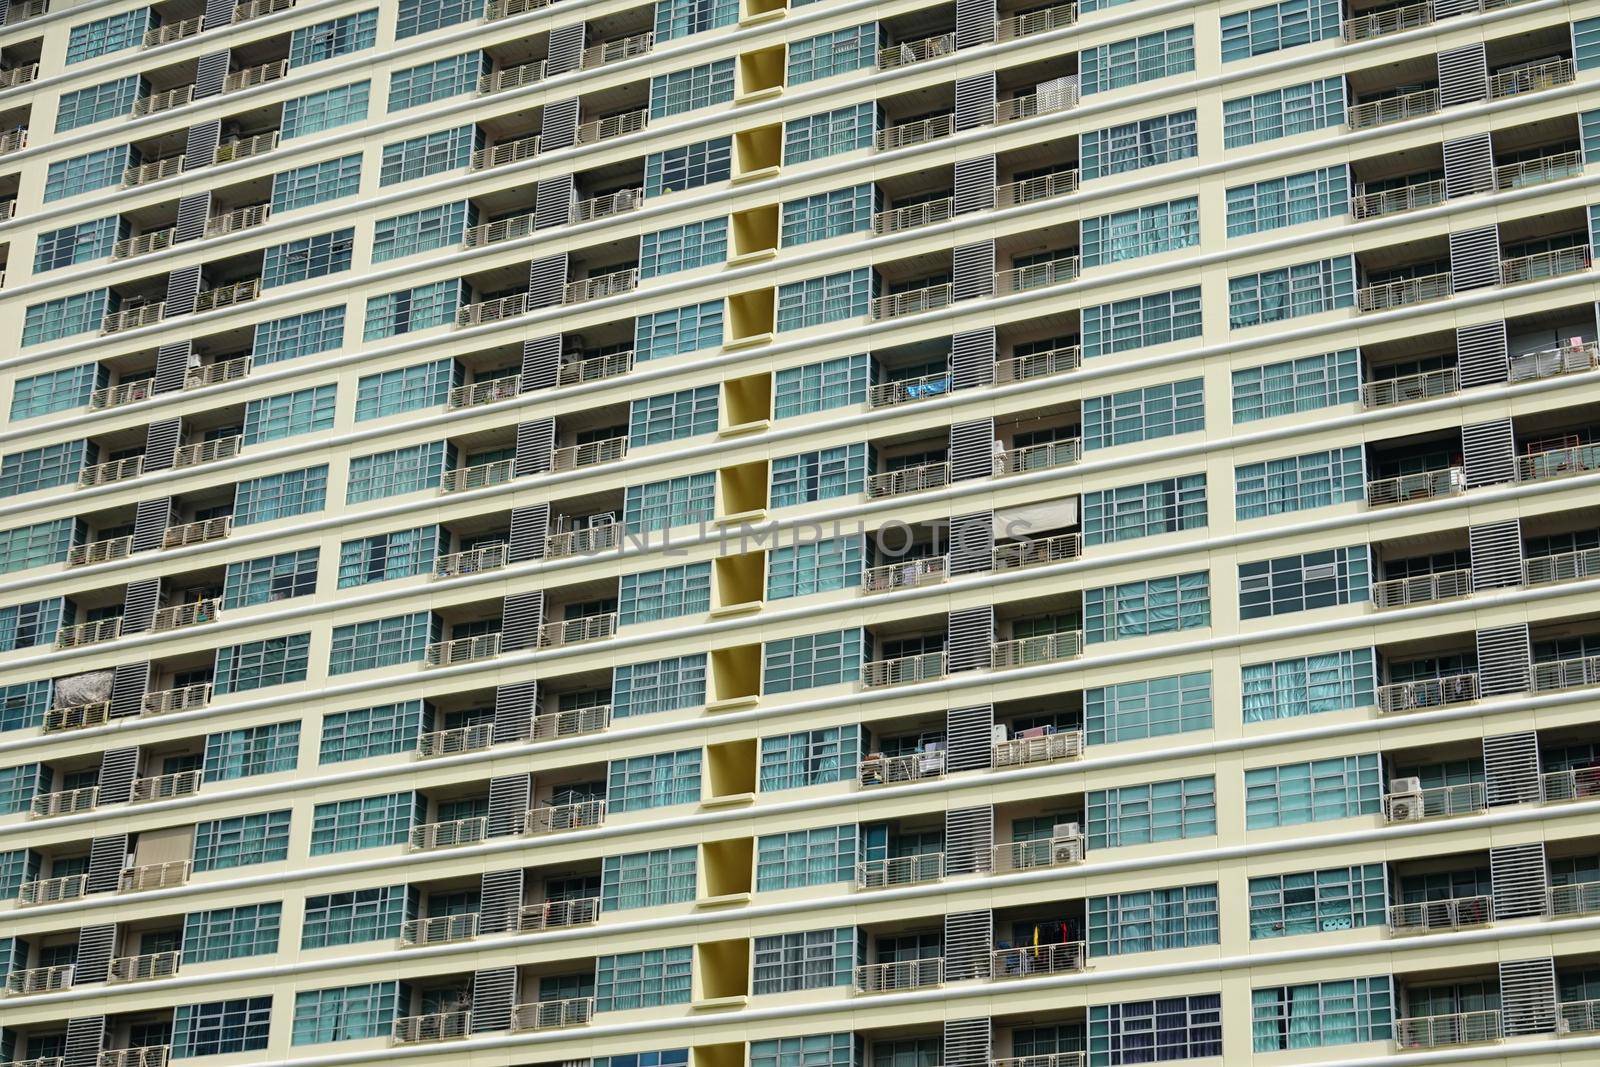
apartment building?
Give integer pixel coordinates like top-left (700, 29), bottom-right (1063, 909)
top-left (1, 0), bottom-right (1599, 1062)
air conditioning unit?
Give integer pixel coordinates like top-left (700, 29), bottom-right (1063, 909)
top-left (1557, 1017), bottom-right (1573, 1035)
top-left (1388, 795), bottom-right (1423, 822)
top-left (1390, 777), bottom-right (1423, 795)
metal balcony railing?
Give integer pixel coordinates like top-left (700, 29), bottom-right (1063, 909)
top-left (79, 455), bottom-right (146, 487)
top-left (871, 283), bottom-right (953, 320)
top-left (567, 267), bottom-right (639, 303)
top-left (479, 60), bottom-right (546, 95)
top-left (551, 436), bottom-right (627, 471)
top-left (538, 612), bottom-right (617, 647)
top-left (992, 630), bottom-right (1083, 669)
top-left (999, 438), bottom-right (1081, 475)
top-left (859, 750), bottom-right (946, 787)
top-left (582, 31), bottom-right (654, 68)
top-left (854, 957), bottom-right (943, 991)
top-left (511, 996), bottom-right (594, 1030)
top-left (876, 114), bottom-right (954, 151)
top-left (44, 700), bottom-right (112, 732)
top-left (0, 126), bottom-right (24, 158)
top-left (3, 0), bottom-right (47, 22)
top-left (125, 155), bottom-right (184, 186)
top-left (866, 461), bottom-right (950, 498)
top-left (401, 912), bottom-right (479, 945)
top-left (1549, 880), bottom-right (1600, 916)
top-left (232, 0), bottom-right (294, 21)
top-left (862, 650), bottom-right (947, 689)
top-left (98, 1047), bottom-right (171, 1067)
top-left (558, 348), bottom-right (635, 386)
top-left (132, 85), bottom-right (194, 116)
top-left (996, 1), bottom-right (1076, 39)
top-left (1508, 339), bottom-right (1600, 382)
top-left (205, 203), bottom-right (271, 237)
top-left (991, 941), bottom-right (1086, 978)
top-left (1371, 568), bottom-right (1472, 608)
top-left (91, 380), bottom-right (154, 409)
top-left (119, 860), bottom-right (190, 892)
top-left (576, 187), bottom-right (645, 222)
top-left (991, 1055), bottom-right (1086, 1067)
top-left (194, 278), bottom-right (261, 312)
top-left (525, 799), bottom-right (606, 834)
top-left (1487, 56), bottom-right (1574, 99)
top-left (873, 197), bottom-right (954, 235)
top-left (992, 834), bottom-right (1085, 871)
top-left (995, 256), bottom-right (1080, 293)
top-left (863, 555), bottom-right (949, 593)
top-left (991, 532), bottom-right (1083, 572)
top-left (102, 304), bottom-right (166, 334)
top-left (162, 516), bottom-right (232, 548)
top-left (1395, 1010), bottom-right (1499, 1048)
top-left (448, 375), bottom-right (521, 408)
top-left (19, 873), bottom-right (90, 905)
top-left (174, 436), bottom-right (241, 469)
top-left (519, 895), bottom-right (601, 930)
top-left (1365, 467), bottom-right (1463, 506)
top-left (546, 521), bottom-right (621, 559)
top-left (145, 15), bottom-right (202, 44)
top-left (1387, 894), bottom-right (1493, 932)
top-left (1351, 178), bottom-right (1445, 220)
top-left (410, 815), bottom-right (489, 851)
top-left (434, 543), bottom-right (509, 578)
top-left (1357, 270), bottom-right (1452, 311)
top-left (417, 721), bottom-right (494, 758)
top-left (484, 0), bottom-right (551, 17)
top-left (993, 730), bottom-right (1084, 768)
top-left (577, 108), bottom-right (648, 145)
top-left (1541, 766), bottom-right (1600, 802)
top-left (130, 769), bottom-right (203, 803)
top-left (1341, 0), bottom-right (1432, 41)
top-left (55, 617), bottom-right (123, 649)
top-left (465, 213), bottom-right (535, 246)
top-left (1501, 245), bottom-right (1591, 285)
top-left (439, 458), bottom-right (515, 494)
top-left (114, 229), bottom-right (175, 259)
top-left (144, 683), bottom-right (213, 716)
top-left (1524, 547), bottom-right (1600, 586)
top-left (424, 632), bottom-right (502, 667)
top-left (530, 703), bottom-right (611, 741)
top-left (994, 344), bottom-right (1081, 383)
top-left (1345, 87), bottom-right (1439, 130)
top-left (1383, 781), bottom-right (1487, 821)
top-left (877, 33), bottom-right (955, 69)
top-left (994, 82), bottom-right (1079, 123)
top-left (1532, 654), bottom-right (1600, 693)
top-left (6, 963), bottom-right (73, 995)
top-left (1362, 367), bottom-right (1458, 407)
top-left (69, 535), bottom-right (134, 566)
top-left (1559, 998), bottom-right (1600, 1034)
top-left (1518, 441), bottom-right (1600, 483)
top-left (213, 131), bottom-right (278, 163)
top-left (188, 356), bottom-right (253, 389)
top-left (857, 852), bottom-right (944, 889)
top-left (996, 169), bottom-right (1079, 207)
top-left (108, 951), bottom-right (181, 983)
top-left (1376, 672), bottom-right (1478, 712)
top-left (393, 1011), bottom-right (471, 1043)
top-left (223, 60), bottom-right (287, 93)
top-left (868, 371), bottom-right (953, 408)
top-left (31, 786), bottom-right (100, 817)
top-left (472, 133), bottom-right (541, 170)
top-left (1495, 150), bottom-right (1583, 191)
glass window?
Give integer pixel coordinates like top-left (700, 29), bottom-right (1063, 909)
top-left (1245, 754), bottom-right (1381, 828)
top-left (34, 216), bottom-right (121, 272)
top-left (600, 848), bottom-right (697, 911)
top-left (57, 76), bottom-right (145, 131)
top-left (645, 137), bottom-right (733, 197)
top-left (172, 997), bottom-right (273, 1057)
top-left (11, 364), bottom-right (102, 421)
top-left (234, 466), bottom-right (329, 525)
top-left (214, 635), bottom-right (312, 694)
top-left (1080, 110), bottom-right (1197, 180)
top-left (0, 849), bottom-right (41, 899)
top-left (654, 0), bottom-right (737, 40)
top-left (1081, 197), bottom-right (1199, 267)
top-left (788, 25), bottom-right (876, 84)
top-left (760, 727), bottom-right (860, 790)
top-left (1085, 672), bottom-right (1212, 745)
top-left (1252, 976), bottom-right (1392, 1050)
top-left (629, 386), bottom-right (719, 445)
top-left (1088, 883), bottom-right (1219, 956)
top-left (751, 1034), bottom-right (855, 1067)
top-left (614, 655), bottom-right (707, 718)
top-left (0, 519), bottom-right (81, 574)
top-left (388, 52), bottom-right (482, 111)
top-left (764, 629), bottom-right (863, 693)
top-left (320, 701), bottom-right (428, 763)
top-left (623, 473), bottom-right (716, 532)
top-left (1222, 0), bottom-right (1341, 61)
top-left (22, 290), bottom-right (110, 347)
top-left (46, 145), bottom-right (136, 202)
top-left (635, 301), bottom-right (723, 359)
top-left (252, 307), bottom-right (345, 365)
top-left (261, 229), bottom-right (354, 289)
top-left (640, 218), bottom-right (728, 278)
top-left (355, 359), bottom-right (457, 421)
top-left (784, 104), bottom-right (877, 164)
top-left (282, 82), bottom-right (371, 139)
top-left (781, 186), bottom-right (875, 247)
top-left (649, 59), bottom-right (736, 117)
top-left (774, 354), bottom-right (871, 416)
top-left (1081, 288), bottom-right (1202, 359)
top-left (1232, 349), bottom-right (1359, 422)
top-left (1238, 545), bottom-right (1370, 618)
top-left (1083, 572), bottom-right (1210, 643)
top-left (1235, 447), bottom-right (1364, 519)
top-left (768, 537), bottom-right (864, 598)
top-left (1229, 256), bottom-right (1355, 327)
top-left (204, 723), bottom-right (300, 781)
top-left (619, 562), bottom-right (712, 624)
top-left (310, 792), bottom-right (424, 854)
top-left (1223, 77), bottom-right (1345, 148)
top-left (1081, 26), bottom-right (1195, 95)
top-left (1088, 776), bottom-right (1216, 849)
top-left (770, 443), bottom-right (871, 505)
top-left (192, 811), bottom-right (292, 871)
top-left (0, 441), bottom-right (91, 497)
top-left (182, 903), bottom-right (282, 963)
top-left (1226, 166), bottom-right (1348, 236)
top-left (242, 386), bottom-right (336, 444)
top-left (1082, 378), bottom-right (1205, 450)
top-left (0, 681), bottom-right (51, 733)
top-left (338, 526), bottom-right (442, 586)
top-left (328, 612), bottom-right (437, 673)
top-left (0, 599), bottom-right (63, 651)
top-left (1249, 864), bottom-right (1387, 938)
top-left (271, 155), bottom-right (362, 213)
top-left (1082, 475), bottom-right (1207, 544)
top-left (608, 750), bottom-right (703, 812)
top-left (777, 268), bottom-right (873, 331)
top-left (596, 946), bottom-right (693, 1010)
top-left (397, 0), bottom-right (481, 38)
top-left (1242, 648), bottom-right (1376, 721)
top-left (347, 442), bottom-right (451, 503)
top-left (66, 8), bottom-right (151, 64)
top-left (380, 125), bottom-right (479, 185)
top-left (373, 201), bottom-right (473, 262)
top-left (753, 928), bottom-right (856, 993)
top-left (364, 280), bottom-right (462, 339)
top-left (0, 764), bottom-right (45, 814)
top-left (302, 886), bottom-right (414, 947)
top-left (1088, 994), bottom-right (1222, 1065)
top-left (292, 982), bottom-right (406, 1044)
top-left (756, 826), bottom-right (857, 890)
top-left (289, 10), bottom-right (378, 67)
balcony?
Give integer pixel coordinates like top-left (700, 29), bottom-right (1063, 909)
top-left (472, 133), bottom-right (541, 171)
top-left (2, 0), bottom-right (45, 23)
top-left (55, 616), bottom-right (123, 649)
top-left (992, 831), bottom-right (1085, 872)
top-left (144, 683), bottom-right (212, 714)
top-left (174, 436), bottom-right (240, 469)
top-left (996, 169), bottom-right (1079, 208)
top-left (546, 521), bottom-right (620, 559)
top-left (1395, 1009), bottom-right (1499, 1048)
top-left (162, 516), bottom-right (232, 548)
top-left (1560, 999), bottom-right (1600, 1034)
top-left (145, 15), bottom-right (202, 45)
top-left (558, 348), bottom-right (634, 386)
top-left (130, 769), bottom-right (202, 803)
top-left (994, 83), bottom-right (1079, 124)
top-left (5, 963), bottom-right (73, 995)
top-left (18, 872), bottom-right (89, 906)
top-left (530, 703), bottom-right (610, 740)
top-left (204, 203), bottom-right (271, 237)
top-left (233, 0), bottom-right (295, 21)
top-left (1383, 780), bottom-right (1487, 821)
top-left (434, 543), bottom-right (509, 578)
top-left (1365, 467), bottom-right (1463, 506)
top-left (1508, 339), bottom-right (1600, 383)
top-left (856, 852), bottom-right (944, 889)
top-left (1487, 56), bottom-right (1574, 100)
top-left (1351, 178), bottom-right (1445, 220)
top-left (991, 630), bottom-right (1083, 669)
top-left (991, 941), bottom-right (1086, 979)
top-left (1532, 653), bottom-right (1600, 693)
top-left (480, 60), bottom-right (546, 94)
top-left (854, 957), bottom-right (943, 992)
top-left (568, 267), bottom-right (640, 303)
top-left (992, 532), bottom-right (1082, 571)
top-left (860, 750), bottom-right (946, 787)
top-left (998, 438), bottom-right (1080, 475)
top-left (577, 108), bottom-right (648, 146)
top-left (524, 798), bottom-right (606, 834)
top-left (519, 895), bottom-right (601, 931)
top-left (484, 0), bottom-right (552, 18)
top-left (877, 114), bottom-right (955, 152)
top-left (996, 1), bottom-right (1076, 39)
top-left (869, 372), bottom-right (953, 409)
top-left (551, 436), bottom-right (627, 472)
top-left (993, 730), bottom-right (1083, 767)
top-left (1357, 270), bottom-right (1452, 312)
top-left (424, 632), bottom-right (502, 667)
top-left (1542, 765), bottom-right (1600, 802)
top-left (393, 1011), bottom-right (471, 1044)
top-left (44, 699), bottom-right (112, 732)
top-left (1496, 150), bottom-right (1583, 191)
top-left (222, 60), bottom-right (287, 94)
top-left (447, 375), bottom-right (520, 409)
top-left (871, 283), bottom-right (953, 321)
top-left (99, 1047), bottom-right (172, 1067)
top-left (1550, 880), bottom-right (1600, 916)
top-left (878, 33), bottom-right (955, 70)
top-left (862, 650), bottom-right (946, 688)
top-left (114, 229), bottom-right (175, 259)
top-left (995, 256), bottom-right (1080, 294)
top-left (863, 556), bottom-right (948, 593)
top-left (1362, 367), bottom-right (1457, 407)
top-left (132, 85), bottom-right (194, 117)
top-left (867, 461), bottom-right (951, 499)
top-left (995, 345), bottom-right (1080, 386)
top-left (90, 380), bottom-right (154, 410)
top-left (873, 198), bottom-right (954, 236)
top-left (1372, 568), bottom-right (1472, 609)
top-left (1525, 545), bottom-right (1600, 586)
top-left (31, 785), bottom-right (99, 817)
top-left (103, 304), bottom-right (166, 334)
top-left (584, 31), bottom-right (654, 68)
top-left (108, 950), bottom-right (180, 983)
top-left (992, 1056), bottom-right (1085, 1067)
top-left (213, 130), bottom-right (278, 163)
top-left (417, 721), bottom-right (493, 758)
top-left (410, 815), bottom-right (489, 851)
top-left (194, 278), bottom-right (260, 312)
top-left (439, 458), bottom-right (514, 494)
top-left (1342, 0), bottom-right (1433, 41)
top-left (511, 996), bottom-right (594, 1031)
top-left (119, 860), bottom-right (190, 892)
top-left (401, 913), bottom-right (479, 946)
top-left (1377, 672), bottom-right (1477, 712)
top-left (69, 535), bottom-right (134, 566)
top-left (576, 188), bottom-right (645, 223)
top-left (79, 455), bottom-right (145, 487)
top-left (1518, 440), bottom-right (1600, 482)
top-left (1501, 245), bottom-right (1591, 286)
top-left (539, 612), bottom-right (617, 647)
top-left (124, 155), bottom-right (184, 187)
top-left (1388, 894), bottom-right (1493, 933)
top-left (1346, 88), bottom-right (1439, 131)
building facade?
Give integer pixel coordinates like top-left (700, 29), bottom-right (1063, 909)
top-left (1, 0), bottom-right (1600, 1062)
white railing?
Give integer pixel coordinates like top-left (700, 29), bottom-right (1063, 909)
top-left (102, 304), bottom-right (166, 334)
top-left (1365, 467), bottom-right (1463, 506)
top-left (188, 355), bottom-right (253, 388)
top-left (1550, 880), bottom-right (1600, 916)
top-left (566, 267), bottom-right (639, 303)
top-left (69, 535), bottom-right (134, 566)
top-left (878, 33), bottom-right (955, 69)
top-left (174, 436), bottom-right (241, 468)
top-left (546, 521), bottom-right (621, 559)
top-left (871, 283), bottom-right (953, 320)
top-left (55, 616), bottom-right (123, 649)
top-left (204, 203), bottom-right (271, 237)
top-left (448, 375), bottom-right (520, 409)
top-left (484, 0), bottom-right (551, 17)
top-left (44, 700), bottom-right (112, 732)
top-left (990, 1055), bottom-right (1087, 1067)
top-left (6, 963), bottom-right (73, 994)
top-left (995, 257), bottom-right (1080, 294)
top-left (994, 82), bottom-right (1079, 123)
top-left (1495, 150), bottom-right (1583, 191)
top-left (582, 31), bottom-right (654, 68)
top-left (19, 873), bottom-right (89, 905)
top-left (511, 996), bottom-right (594, 1031)
top-left (401, 912), bottom-right (479, 945)
top-left (996, 1), bottom-right (1076, 38)
top-left (1487, 57), bottom-right (1574, 100)
top-left (91, 379), bottom-right (155, 409)
top-left (1357, 270), bottom-right (1452, 311)
top-left (1508, 339), bottom-right (1600, 383)
top-left (424, 632), bottom-right (502, 667)
top-left (857, 852), bottom-right (944, 889)
top-left (132, 85), bottom-right (194, 117)
top-left (434, 543), bottom-right (509, 578)
top-left (114, 229), bottom-right (175, 259)
top-left (863, 555), bottom-right (948, 593)
top-left (873, 197), bottom-right (953, 235)
top-left (551, 436), bottom-right (627, 472)
top-left (519, 896), bottom-right (601, 930)
top-left (1541, 766), bottom-right (1600, 802)
top-left (994, 344), bottom-right (1081, 383)
top-left (125, 155), bottom-right (185, 186)
top-left (145, 15), bottom-right (202, 44)
top-left (992, 630), bottom-right (1083, 669)
top-left (996, 169), bottom-right (1078, 207)
top-left (194, 278), bottom-right (261, 312)
top-left (1342, 0), bottom-right (1432, 41)
top-left (1372, 568), bottom-right (1472, 609)
top-left (575, 188), bottom-right (645, 222)
top-left (417, 721), bottom-right (495, 758)
top-left (993, 730), bottom-right (1084, 767)
top-left (1384, 781), bottom-right (1488, 821)
top-left (31, 786), bottom-right (99, 817)
top-left (1387, 894), bottom-right (1493, 932)
top-left (98, 1047), bottom-right (171, 1067)
top-left (992, 835), bottom-right (1086, 871)
top-left (119, 860), bottom-right (190, 892)
top-left (144, 683), bottom-right (213, 715)
top-left (876, 113), bottom-right (954, 151)
top-left (1559, 998), bottom-right (1600, 1034)
top-left (558, 348), bottom-right (634, 386)
top-left (439, 458), bottom-right (515, 494)
top-left (163, 516), bottom-right (233, 549)
top-left (991, 941), bottom-right (1086, 978)
top-left (576, 108), bottom-right (648, 145)
top-left (130, 769), bottom-right (203, 803)
top-left (854, 957), bottom-right (943, 991)
top-left (531, 703), bottom-right (610, 741)
top-left (862, 650), bottom-right (946, 688)
top-left (393, 1011), bottom-right (471, 1043)
top-left (108, 951), bottom-right (181, 983)
top-left (1395, 1010), bottom-right (1499, 1048)
top-left (410, 815), bottom-right (489, 851)
top-left (859, 750), bottom-right (946, 787)
top-left (223, 60), bottom-right (287, 93)
top-left (213, 131), bottom-right (278, 163)
top-left (79, 455), bottom-right (145, 486)
top-left (1518, 442), bottom-right (1600, 483)
top-left (1525, 547), bottom-right (1600, 586)
top-left (1351, 178), bottom-right (1445, 220)
top-left (464, 213), bottom-right (534, 247)
top-left (525, 799), bottom-right (606, 835)
top-left (538, 612), bottom-right (617, 647)
top-left (868, 372), bottom-right (953, 408)
top-left (232, 0), bottom-right (294, 21)
top-left (1532, 654), bottom-right (1600, 693)
top-left (1362, 367), bottom-right (1458, 407)
top-left (867, 461), bottom-right (950, 499)
top-left (1376, 673), bottom-right (1478, 713)
top-left (480, 60), bottom-right (547, 95)
top-left (992, 532), bottom-right (1083, 571)
top-left (2, 0), bottom-right (45, 22)
top-left (1501, 245), bottom-right (1592, 286)
top-left (1346, 87), bottom-right (1439, 130)
top-left (1000, 438), bottom-right (1080, 475)
top-left (472, 133), bottom-right (542, 171)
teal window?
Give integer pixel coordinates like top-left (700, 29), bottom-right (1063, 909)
top-left (0, 765), bottom-right (44, 814)
top-left (289, 10), bottom-right (377, 67)
top-left (0, 519), bottom-right (81, 574)
top-left (1579, 17), bottom-right (1600, 70)
top-left (310, 792), bottom-right (424, 854)
top-left (1082, 378), bottom-right (1205, 450)
top-left (182, 903), bottom-right (283, 963)
top-left (57, 76), bottom-right (144, 131)
top-left (1236, 447), bottom-right (1363, 518)
top-left (596, 947), bottom-right (693, 1010)
top-left (0, 849), bottom-right (40, 898)
top-left (373, 201), bottom-right (473, 262)
top-left (601, 847), bottom-right (697, 911)
top-left (1084, 571), bottom-right (1210, 642)
top-left (192, 811), bottom-right (292, 871)
top-left (302, 886), bottom-right (414, 946)
top-left (767, 537), bottom-right (863, 598)
top-left (1248, 864), bottom-right (1387, 937)
top-left (397, 0), bottom-right (481, 38)
top-left (243, 385), bottom-right (336, 444)
top-left (1088, 884), bottom-right (1219, 956)
top-left (271, 155), bottom-right (362, 212)
top-left (1081, 287), bottom-right (1201, 359)
top-left (292, 982), bottom-right (406, 1044)
top-left (282, 82), bottom-right (371, 139)
top-left (45, 146), bottom-right (136, 202)
top-left (1081, 110), bottom-right (1197, 180)
top-left (1085, 672), bottom-right (1212, 745)
top-left (11, 364), bottom-right (102, 420)
top-left (788, 25), bottom-right (876, 84)
top-left (784, 104), bottom-right (877, 164)
top-left (1245, 754), bottom-right (1381, 828)
top-left (355, 359), bottom-right (458, 420)
top-left (640, 218), bottom-right (728, 278)
top-left (222, 549), bottom-right (319, 608)
top-left (756, 826), bottom-right (856, 890)
top-left (66, 8), bottom-right (151, 63)
top-left (0, 681), bottom-right (51, 733)
top-left (644, 137), bottom-right (732, 197)
top-left (1082, 475), bottom-right (1207, 544)
top-left (23, 289), bottom-right (110, 346)
top-left (172, 998), bottom-right (273, 1057)
top-left (777, 268), bottom-right (873, 330)
top-left (608, 750), bottom-right (702, 812)
top-left (0, 599), bottom-right (63, 651)
top-left (619, 562), bottom-right (711, 625)
top-left (774, 354), bottom-right (871, 416)
top-left (1086, 776), bottom-right (1216, 849)
top-left (613, 655), bottom-right (707, 717)
top-left (623, 473), bottom-right (716, 532)
top-left (204, 723), bottom-right (300, 781)
top-left (262, 230), bottom-right (354, 289)
top-left (380, 125), bottom-right (479, 185)
top-left (764, 629), bottom-right (863, 693)
top-left (1230, 256), bottom-right (1355, 327)
top-left (0, 441), bottom-right (92, 497)
top-left (1222, 0), bottom-right (1341, 61)
top-left (1081, 26), bottom-right (1195, 95)
top-left (1585, 110), bottom-right (1600, 164)
top-left (781, 186), bottom-right (875, 247)
top-left (629, 386), bottom-right (718, 445)
top-left (1081, 197), bottom-right (1199, 267)
top-left (234, 465), bottom-right (329, 524)
top-left (770, 443), bottom-right (870, 505)
top-left (753, 930), bottom-right (855, 993)
top-left (1232, 349), bottom-right (1360, 422)
top-left (214, 635), bottom-right (311, 694)
top-left (1253, 977), bottom-right (1392, 1050)
top-left (338, 526), bottom-right (442, 586)
top-left (1239, 545), bottom-right (1370, 618)
top-left (655, 0), bottom-right (737, 40)
top-left (252, 307), bottom-right (344, 365)
top-left (1242, 648), bottom-right (1375, 722)
top-left (1089, 995), bottom-right (1221, 1064)
top-left (760, 727), bottom-right (859, 790)
top-left (388, 52), bottom-right (482, 111)
top-left (1224, 77), bottom-right (1344, 147)
top-left (347, 442), bottom-right (451, 503)
top-left (320, 701), bottom-right (428, 763)
top-left (635, 301), bottom-right (723, 359)
top-left (328, 612), bottom-right (437, 673)
top-left (1226, 166), bottom-right (1348, 236)
top-left (364, 280), bottom-right (462, 339)
top-left (649, 59), bottom-right (735, 118)
top-left (34, 216), bottom-right (122, 272)
top-left (752, 1035), bottom-right (854, 1067)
